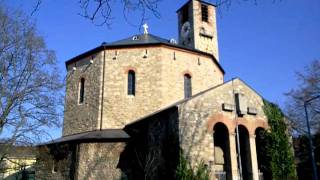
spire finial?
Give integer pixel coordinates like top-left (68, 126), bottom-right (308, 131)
top-left (143, 23), bottom-right (149, 34)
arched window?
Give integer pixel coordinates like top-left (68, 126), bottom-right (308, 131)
top-left (128, 70), bottom-right (135, 95)
top-left (184, 74), bottom-right (192, 98)
top-left (79, 78), bottom-right (85, 104)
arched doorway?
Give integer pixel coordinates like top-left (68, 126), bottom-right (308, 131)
top-left (255, 127), bottom-right (270, 180)
top-left (237, 125), bottom-right (253, 180)
top-left (213, 122), bottom-right (232, 180)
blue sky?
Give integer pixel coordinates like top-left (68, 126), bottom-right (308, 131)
top-left (4, 0), bottom-right (320, 139)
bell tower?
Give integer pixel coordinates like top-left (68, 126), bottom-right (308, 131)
top-left (177, 0), bottom-right (219, 61)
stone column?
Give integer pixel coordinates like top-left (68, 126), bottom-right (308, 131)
top-left (229, 133), bottom-right (239, 180)
top-left (249, 135), bottom-right (259, 180)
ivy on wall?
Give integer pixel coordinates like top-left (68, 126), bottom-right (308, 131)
top-left (259, 100), bottom-right (297, 180)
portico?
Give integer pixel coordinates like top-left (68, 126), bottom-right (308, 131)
top-left (209, 114), bottom-right (268, 180)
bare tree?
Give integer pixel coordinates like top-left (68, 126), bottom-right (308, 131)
top-left (76, 0), bottom-right (284, 26)
top-left (0, 5), bottom-right (63, 151)
top-left (30, 0), bottom-right (162, 27)
top-left (78, 0), bottom-right (161, 27)
top-left (285, 60), bottom-right (320, 134)
top-left (30, 0), bottom-right (280, 27)
top-left (134, 147), bottom-right (159, 180)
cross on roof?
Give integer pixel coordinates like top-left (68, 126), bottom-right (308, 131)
top-left (143, 23), bottom-right (149, 34)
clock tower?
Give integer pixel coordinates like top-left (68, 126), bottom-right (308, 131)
top-left (177, 0), bottom-right (219, 61)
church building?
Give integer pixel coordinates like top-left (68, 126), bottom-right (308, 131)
top-left (35, 0), bottom-right (269, 180)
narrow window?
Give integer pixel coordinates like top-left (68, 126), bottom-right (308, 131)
top-left (79, 78), bottom-right (85, 104)
top-left (184, 74), bottom-right (192, 98)
top-left (128, 70), bottom-right (135, 95)
top-left (201, 4), bottom-right (208, 22)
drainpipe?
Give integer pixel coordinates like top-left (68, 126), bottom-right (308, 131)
top-left (100, 44), bottom-right (106, 131)
top-left (236, 124), bottom-right (243, 180)
top-left (232, 78), bottom-right (243, 180)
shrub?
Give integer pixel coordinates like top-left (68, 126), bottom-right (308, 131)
top-left (176, 152), bottom-right (210, 180)
top-left (261, 100), bottom-right (297, 180)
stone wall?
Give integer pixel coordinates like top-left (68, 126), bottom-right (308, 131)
top-left (159, 46), bottom-right (223, 107)
top-left (76, 143), bottom-right (125, 180)
top-left (102, 46), bottom-right (163, 128)
top-left (81, 45), bottom-right (223, 129)
top-left (63, 53), bottom-right (103, 136)
top-left (35, 142), bottom-right (126, 180)
top-left (35, 144), bottom-right (77, 180)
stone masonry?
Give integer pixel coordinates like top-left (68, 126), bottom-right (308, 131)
top-left (76, 143), bottom-right (125, 180)
top-left (63, 45), bottom-right (223, 135)
top-left (63, 53), bottom-right (103, 135)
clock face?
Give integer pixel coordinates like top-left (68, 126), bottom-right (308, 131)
top-left (181, 21), bottom-right (191, 46)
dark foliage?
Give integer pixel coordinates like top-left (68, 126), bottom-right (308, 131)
top-left (258, 100), bottom-right (297, 180)
top-left (293, 134), bottom-right (320, 180)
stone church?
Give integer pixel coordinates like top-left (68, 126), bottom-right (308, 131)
top-left (35, 0), bottom-right (269, 179)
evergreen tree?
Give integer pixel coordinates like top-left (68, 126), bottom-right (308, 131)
top-left (260, 100), bottom-right (297, 180)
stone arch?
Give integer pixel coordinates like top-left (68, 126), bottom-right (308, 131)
top-left (207, 114), bottom-right (233, 134)
top-left (253, 118), bottom-right (269, 133)
top-left (235, 118), bottom-right (252, 135)
top-left (181, 70), bottom-right (193, 77)
top-left (124, 66), bottom-right (137, 73)
top-left (236, 117), bottom-right (269, 136)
